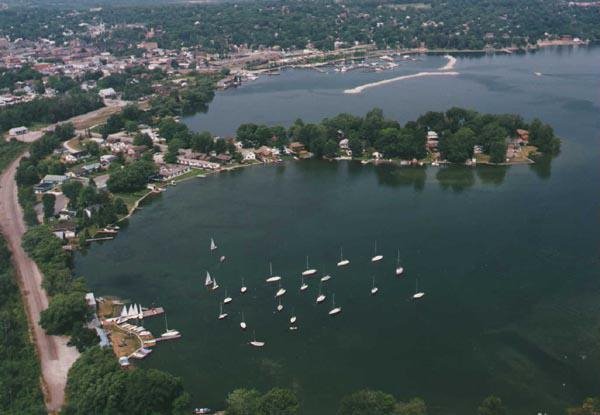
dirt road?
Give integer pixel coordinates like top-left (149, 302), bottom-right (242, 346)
top-left (0, 155), bottom-right (80, 413)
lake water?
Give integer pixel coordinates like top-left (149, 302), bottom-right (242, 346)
top-left (75, 47), bottom-right (600, 414)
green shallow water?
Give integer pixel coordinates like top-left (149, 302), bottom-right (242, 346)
top-left (76, 47), bottom-right (600, 414)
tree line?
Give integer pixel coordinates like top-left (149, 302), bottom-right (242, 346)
top-left (0, 91), bottom-right (103, 133)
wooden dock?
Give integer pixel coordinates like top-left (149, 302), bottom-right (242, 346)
top-left (142, 307), bottom-right (164, 318)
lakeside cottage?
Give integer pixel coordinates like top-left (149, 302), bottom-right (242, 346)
top-left (8, 126), bottom-right (28, 136)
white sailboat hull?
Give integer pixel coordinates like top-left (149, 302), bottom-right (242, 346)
top-left (413, 292), bottom-right (425, 299)
top-left (249, 341), bottom-right (265, 347)
top-left (302, 269), bottom-right (317, 276)
top-left (337, 260), bottom-right (350, 267)
top-left (240, 287), bottom-right (247, 293)
top-left (371, 287), bottom-right (379, 295)
top-left (223, 297), bottom-right (232, 304)
top-left (218, 313), bottom-right (228, 320)
top-left (275, 288), bottom-right (286, 297)
top-left (266, 276), bottom-right (282, 283)
top-left (276, 305), bottom-right (284, 311)
top-left (371, 255), bottom-right (384, 262)
top-left (300, 284), bottom-right (308, 291)
top-left (316, 295), bottom-right (326, 304)
top-left (290, 316), bottom-right (297, 324)
top-left (321, 275), bottom-right (331, 282)
top-left (240, 322), bottom-right (247, 330)
top-left (396, 267), bottom-right (404, 276)
top-left (328, 307), bottom-right (342, 315)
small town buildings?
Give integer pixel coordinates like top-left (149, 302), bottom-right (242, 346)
top-left (289, 142), bottom-right (305, 154)
top-left (100, 154), bottom-right (117, 165)
top-left (254, 146), bottom-right (274, 162)
top-left (177, 156), bottom-right (220, 170)
top-left (41, 174), bottom-right (69, 186)
top-left (98, 87), bottom-right (117, 99)
top-left (426, 130), bottom-right (439, 150)
top-left (52, 221), bottom-right (77, 240)
top-left (515, 129), bottom-right (529, 145)
top-left (8, 126), bottom-right (28, 136)
top-left (240, 148), bottom-right (256, 162)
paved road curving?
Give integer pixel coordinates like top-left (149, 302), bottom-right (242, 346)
top-left (0, 154), bottom-right (80, 413)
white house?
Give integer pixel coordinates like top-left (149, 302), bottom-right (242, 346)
top-left (98, 88), bottom-right (117, 99)
top-left (240, 148), bottom-right (256, 162)
top-left (8, 126), bottom-right (28, 136)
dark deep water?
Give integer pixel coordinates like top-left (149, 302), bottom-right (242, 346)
top-left (76, 47), bottom-right (600, 414)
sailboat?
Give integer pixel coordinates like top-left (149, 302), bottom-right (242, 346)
top-left (316, 283), bottom-right (326, 304)
top-left (321, 273), bottom-right (332, 282)
top-left (300, 276), bottom-right (308, 291)
top-left (266, 262), bottom-right (282, 283)
top-left (161, 313), bottom-right (180, 339)
top-left (240, 278), bottom-right (248, 294)
top-left (240, 312), bottom-right (247, 330)
top-left (249, 330), bottom-right (265, 347)
top-left (371, 241), bottom-right (383, 262)
top-left (219, 255), bottom-right (226, 263)
top-left (289, 309), bottom-right (297, 324)
top-left (218, 303), bottom-right (228, 320)
top-left (204, 271), bottom-right (213, 287)
top-left (337, 247), bottom-right (350, 267)
top-left (413, 279), bottom-right (425, 299)
top-left (212, 277), bottom-right (219, 291)
top-left (275, 281), bottom-right (286, 298)
top-left (371, 276), bottom-right (379, 295)
top-left (302, 256), bottom-right (317, 276)
top-left (395, 249), bottom-right (404, 276)
top-left (276, 297), bottom-right (284, 312)
top-left (328, 294), bottom-right (342, 316)
top-left (223, 289), bottom-right (232, 304)
top-left (210, 238), bottom-right (217, 251)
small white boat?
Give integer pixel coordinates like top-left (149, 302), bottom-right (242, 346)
top-left (212, 278), bottom-right (219, 291)
top-left (275, 281), bottom-right (286, 298)
top-left (302, 256), bottom-right (317, 276)
top-left (276, 298), bottom-right (284, 312)
top-left (371, 276), bottom-right (379, 295)
top-left (266, 262), bottom-right (282, 283)
top-left (210, 238), bottom-right (217, 251)
top-left (316, 283), bottom-right (326, 304)
top-left (413, 279), bottom-right (425, 300)
top-left (218, 304), bottom-right (228, 320)
top-left (223, 290), bottom-right (232, 304)
top-left (204, 271), bottom-right (213, 287)
top-left (161, 313), bottom-right (180, 338)
top-left (219, 255), bottom-right (226, 263)
top-left (240, 278), bottom-right (247, 294)
top-left (289, 326), bottom-right (299, 331)
top-left (290, 315), bottom-right (297, 324)
top-left (371, 241), bottom-right (383, 262)
top-left (395, 249), bottom-right (404, 276)
top-left (321, 274), bottom-right (332, 282)
top-left (300, 276), bottom-right (308, 291)
top-left (534, 71), bottom-right (542, 76)
top-left (249, 330), bottom-right (265, 347)
top-left (328, 294), bottom-right (342, 316)
top-left (337, 247), bottom-right (350, 267)
top-left (240, 312), bottom-right (247, 330)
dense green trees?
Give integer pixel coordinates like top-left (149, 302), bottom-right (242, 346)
top-left (0, 235), bottom-right (45, 414)
top-left (225, 388), bottom-right (299, 415)
top-left (477, 395), bottom-right (506, 415)
top-left (39, 290), bottom-right (89, 335)
top-left (529, 118), bottom-right (561, 155)
top-left (107, 159), bottom-right (157, 193)
top-left (4, 0), bottom-right (597, 53)
top-left (42, 193), bottom-right (55, 218)
top-left (0, 92), bottom-right (103, 133)
top-left (64, 347), bottom-right (190, 415)
top-left (338, 389), bottom-right (426, 415)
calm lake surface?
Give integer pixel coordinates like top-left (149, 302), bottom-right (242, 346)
top-left (76, 47), bottom-right (600, 414)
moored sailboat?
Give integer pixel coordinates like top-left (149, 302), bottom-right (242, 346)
top-left (413, 279), bottom-right (425, 299)
top-left (212, 277), bottom-right (219, 291)
top-left (161, 313), bottom-right (180, 339)
top-left (337, 247), bottom-right (350, 267)
top-left (371, 241), bottom-right (383, 262)
top-left (240, 312), bottom-right (247, 330)
top-left (316, 283), bottom-right (326, 304)
top-left (371, 276), bottom-right (379, 295)
top-left (302, 256), bottom-right (317, 276)
top-left (328, 294), bottom-right (342, 316)
top-left (276, 297), bottom-right (284, 312)
top-left (240, 278), bottom-right (247, 294)
top-left (275, 281), bottom-right (286, 298)
top-left (266, 262), bottom-right (282, 283)
top-left (223, 289), bottom-right (232, 304)
top-left (218, 303), bottom-right (228, 320)
top-left (204, 271), bottom-right (213, 287)
top-left (210, 238), bottom-right (217, 251)
top-left (395, 249), bottom-right (404, 276)
top-left (300, 275), bottom-right (308, 291)
top-left (249, 330), bottom-right (265, 347)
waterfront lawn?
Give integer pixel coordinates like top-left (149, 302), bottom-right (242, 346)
top-left (113, 188), bottom-right (152, 211)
